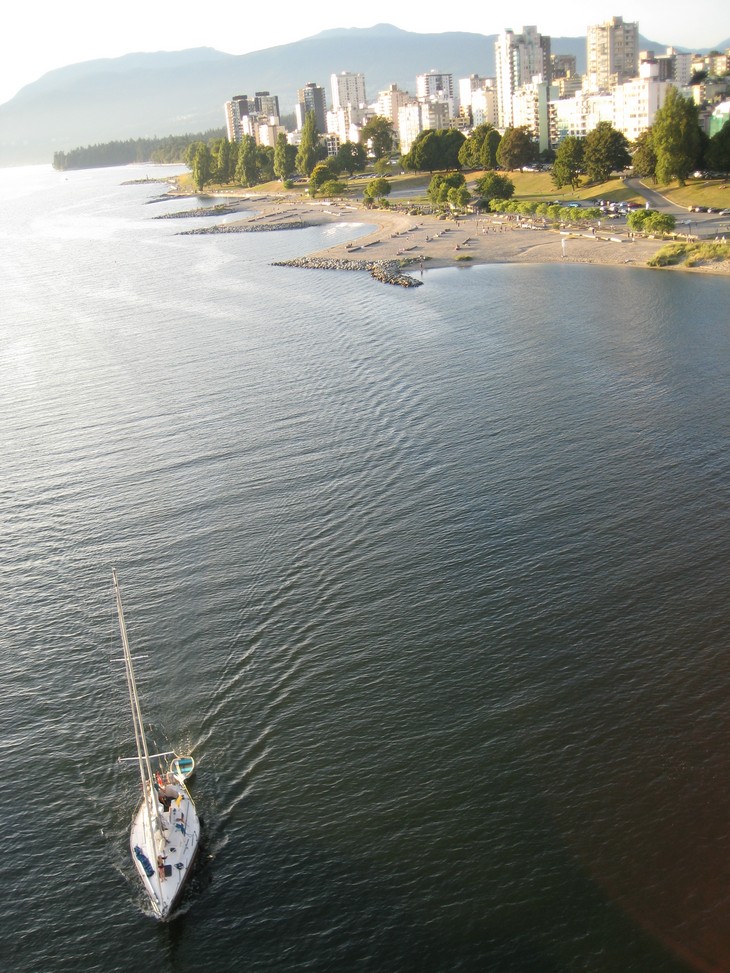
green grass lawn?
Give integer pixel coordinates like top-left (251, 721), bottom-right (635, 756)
top-left (649, 178), bottom-right (730, 210)
top-left (178, 165), bottom-right (730, 213)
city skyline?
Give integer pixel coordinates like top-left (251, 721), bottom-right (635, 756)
top-left (2, 4), bottom-right (729, 107)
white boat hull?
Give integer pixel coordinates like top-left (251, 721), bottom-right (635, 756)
top-left (130, 779), bottom-right (200, 919)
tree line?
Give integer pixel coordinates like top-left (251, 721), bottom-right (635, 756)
top-left (52, 131), bottom-right (225, 171)
top-left (185, 114), bottom-right (397, 193)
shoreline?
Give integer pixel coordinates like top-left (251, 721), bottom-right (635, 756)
top-left (171, 190), bottom-right (730, 280)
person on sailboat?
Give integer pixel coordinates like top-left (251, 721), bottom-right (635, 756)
top-left (158, 778), bottom-right (180, 810)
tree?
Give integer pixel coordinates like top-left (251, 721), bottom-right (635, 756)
top-left (274, 132), bottom-right (296, 182)
top-left (364, 177), bottom-right (391, 201)
top-left (188, 142), bottom-right (212, 191)
top-left (309, 162), bottom-right (337, 195)
top-left (403, 130), bottom-right (442, 172)
top-left (443, 129), bottom-right (467, 169)
top-left (496, 126), bottom-right (536, 171)
top-left (235, 135), bottom-right (259, 187)
top-left (583, 122), bottom-right (631, 183)
top-left (652, 87), bottom-right (702, 186)
top-left (475, 171), bottom-right (515, 208)
top-left (319, 179), bottom-right (347, 197)
top-left (427, 172), bottom-right (466, 206)
top-left (628, 209), bottom-right (675, 234)
top-left (257, 145), bottom-right (275, 183)
top-left (458, 123), bottom-right (496, 169)
top-left (480, 129), bottom-right (502, 170)
top-left (644, 211), bottom-right (676, 234)
top-left (448, 185), bottom-right (471, 210)
top-left (296, 111), bottom-right (319, 176)
top-left (373, 157), bottom-right (392, 176)
top-left (631, 129), bottom-right (657, 180)
top-left (552, 136), bottom-right (584, 190)
top-left (402, 129), bottom-right (464, 173)
top-left (361, 116), bottom-right (394, 160)
top-left (210, 138), bottom-right (235, 184)
top-left (336, 140), bottom-right (367, 176)
top-left (706, 120), bottom-right (730, 178)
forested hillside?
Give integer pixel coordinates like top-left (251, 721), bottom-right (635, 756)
top-left (52, 130), bottom-right (225, 170)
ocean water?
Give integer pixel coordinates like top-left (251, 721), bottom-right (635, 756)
top-left (1, 164), bottom-right (730, 973)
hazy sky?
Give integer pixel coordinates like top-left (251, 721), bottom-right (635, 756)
top-left (3, 2), bottom-right (728, 106)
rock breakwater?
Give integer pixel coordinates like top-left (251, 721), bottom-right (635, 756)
top-left (154, 203), bottom-right (247, 219)
top-left (178, 220), bottom-right (309, 235)
top-left (272, 256), bottom-right (422, 287)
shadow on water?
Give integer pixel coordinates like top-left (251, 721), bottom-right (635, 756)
top-left (139, 794), bottom-right (690, 973)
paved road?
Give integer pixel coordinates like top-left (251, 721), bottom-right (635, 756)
top-left (625, 176), bottom-right (730, 239)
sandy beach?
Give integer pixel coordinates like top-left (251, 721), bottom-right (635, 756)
top-left (184, 190), bottom-right (730, 280)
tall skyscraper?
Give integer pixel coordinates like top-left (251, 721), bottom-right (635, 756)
top-left (495, 27), bottom-right (551, 129)
top-left (416, 70), bottom-right (454, 102)
top-left (586, 16), bottom-right (639, 92)
top-left (254, 91), bottom-right (280, 120)
top-left (224, 95), bottom-right (251, 142)
top-left (296, 82), bottom-right (327, 132)
top-left (458, 76), bottom-right (498, 127)
top-left (375, 84), bottom-right (412, 139)
top-left (331, 72), bottom-right (367, 111)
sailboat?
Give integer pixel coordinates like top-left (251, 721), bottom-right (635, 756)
top-left (113, 568), bottom-right (200, 919)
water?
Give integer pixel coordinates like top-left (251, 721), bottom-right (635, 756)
top-left (1, 164), bottom-right (730, 973)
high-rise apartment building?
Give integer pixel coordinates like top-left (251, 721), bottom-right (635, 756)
top-left (225, 92), bottom-right (282, 144)
top-left (225, 95), bottom-right (251, 142)
top-left (458, 75), bottom-right (486, 114)
top-left (416, 70), bottom-right (454, 102)
top-left (254, 91), bottom-right (280, 119)
top-left (415, 71), bottom-right (455, 121)
top-left (458, 76), bottom-right (498, 127)
top-left (398, 101), bottom-right (451, 153)
top-left (495, 27), bottom-right (551, 129)
top-left (512, 81), bottom-right (559, 152)
top-left (376, 84), bottom-right (412, 137)
top-left (331, 72), bottom-right (367, 110)
top-left (470, 83), bottom-right (499, 128)
top-left (551, 54), bottom-right (577, 79)
top-left (296, 82), bottom-right (327, 132)
top-left (586, 16), bottom-right (639, 92)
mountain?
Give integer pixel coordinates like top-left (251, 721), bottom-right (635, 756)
top-left (0, 23), bottom-right (699, 166)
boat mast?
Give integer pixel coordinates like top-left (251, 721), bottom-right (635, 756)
top-left (113, 569), bottom-right (160, 849)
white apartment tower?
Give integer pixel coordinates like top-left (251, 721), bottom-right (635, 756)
top-left (586, 16), bottom-right (639, 92)
top-left (398, 101), bottom-right (451, 154)
top-left (376, 84), bottom-right (413, 138)
top-left (495, 27), bottom-right (551, 130)
top-left (459, 76), bottom-right (498, 128)
top-left (416, 70), bottom-right (455, 102)
top-left (331, 72), bottom-right (367, 111)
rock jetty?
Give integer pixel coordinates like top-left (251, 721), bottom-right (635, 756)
top-left (153, 203), bottom-right (247, 219)
top-left (272, 256), bottom-right (422, 287)
top-left (178, 220), bottom-right (309, 235)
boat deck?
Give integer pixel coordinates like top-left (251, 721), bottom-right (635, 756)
top-left (130, 779), bottom-right (199, 918)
